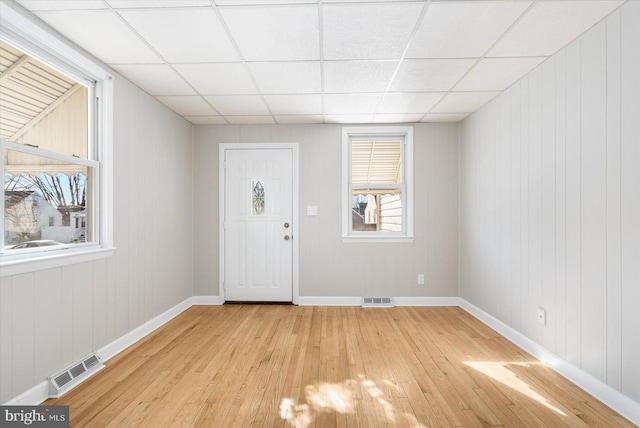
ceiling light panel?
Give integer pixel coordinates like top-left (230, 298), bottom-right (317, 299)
top-left (263, 94), bottom-right (322, 115)
top-left (324, 93), bottom-right (383, 115)
top-left (488, 0), bottom-right (624, 57)
top-left (156, 95), bottom-right (218, 116)
top-left (377, 92), bottom-right (445, 114)
top-left (34, 10), bottom-right (162, 64)
top-left (220, 6), bottom-right (320, 61)
top-left (16, 0), bottom-right (107, 11)
top-left (204, 95), bottom-right (270, 115)
top-left (174, 63), bottom-right (256, 95)
top-left (322, 2), bottom-right (424, 60)
top-left (248, 62), bottom-right (321, 94)
top-left (324, 61), bottom-right (398, 94)
top-left (119, 9), bottom-right (239, 63)
top-left (391, 59), bottom-right (475, 92)
top-left (112, 65), bottom-right (195, 96)
top-left (406, 1), bottom-right (530, 59)
top-left (431, 92), bottom-right (500, 114)
top-left (455, 57), bottom-right (545, 92)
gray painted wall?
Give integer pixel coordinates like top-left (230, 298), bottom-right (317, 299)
top-left (193, 123), bottom-right (459, 299)
top-left (459, 3), bottom-right (640, 404)
top-left (0, 74), bottom-right (194, 403)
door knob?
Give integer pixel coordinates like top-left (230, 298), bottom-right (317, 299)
top-left (284, 235), bottom-right (290, 241)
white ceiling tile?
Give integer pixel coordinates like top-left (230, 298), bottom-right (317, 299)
top-left (324, 93), bottom-right (383, 115)
top-left (324, 61), bottom-right (397, 93)
top-left (34, 11), bottom-right (162, 64)
top-left (220, 6), bottom-right (319, 61)
top-left (107, 0), bottom-right (210, 8)
top-left (17, 1), bottom-right (107, 11)
top-left (390, 59), bottom-right (475, 92)
top-left (421, 113), bottom-right (469, 123)
top-left (174, 63), bottom-right (256, 95)
top-left (119, 9), bottom-right (239, 63)
top-left (263, 95), bottom-right (322, 115)
top-left (324, 114), bottom-right (374, 124)
top-left (372, 113), bottom-right (424, 124)
top-left (204, 95), bottom-right (270, 115)
top-left (225, 116), bottom-right (276, 125)
top-left (248, 62), bottom-right (321, 94)
top-left (275, 115), bottom-right (323, 124)
top-left (185, 116), bottom-right (228, 125)
top-left (431, 92), bottom-right (500, 114)
top-left (323, 2), bottom-right (424, 60)
top-left (455, 57), bottom-right (545, 92)
top-left (488, 1), bottom-right (624, 57)
top-left (156, 96), bottom-right (218, 116)
top-left (112, 64), bottom-right (195, 95)
top-left (407, 1), bottom-right (530, 59)
top-left (377, 92), bottom-right (445, 114)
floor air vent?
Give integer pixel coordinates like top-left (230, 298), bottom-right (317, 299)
top-left (48, 354), bottom-right (104, 398)
top-left (362, 297), bottom-right (394, 307)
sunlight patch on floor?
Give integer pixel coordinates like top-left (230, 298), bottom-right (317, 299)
top-left (464, 361), bottom-right (567, 416)
top-left (279, 375), bottom-right (426, 428)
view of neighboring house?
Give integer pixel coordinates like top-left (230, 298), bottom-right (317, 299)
top-left (3, 190), bottom-right (84, 245)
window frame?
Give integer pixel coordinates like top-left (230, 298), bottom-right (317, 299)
top-left (342, 126), bottom-right (414, 243)
top-left (0, 2), bottom-right (114, 276)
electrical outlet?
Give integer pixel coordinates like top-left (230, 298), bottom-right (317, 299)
top-left (537, 306), bottom-right (546, 326)
top-left (417, 274), bottom-right (425, 285)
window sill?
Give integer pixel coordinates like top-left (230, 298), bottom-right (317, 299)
top-left (0, 246), bottom-right (116, 277)
top-left (342, 236), bottom-right (414, 243)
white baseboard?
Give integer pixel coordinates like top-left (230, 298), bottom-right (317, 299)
top-left (393, 296), bottom-right (461, 306)
top-left (192, 295), bottom-right (222, 305)
top-left (3, 381), bottom-right (49, 406)
top-left (298, 296), bottom-right (361, 306)
top-left (459, 299), bottom-right (640, 426)
top-left (97, 297), bottom-right (193, 362)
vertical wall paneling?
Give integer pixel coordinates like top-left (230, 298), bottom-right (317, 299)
top-left (92, 258), bottom-right (108, 350)
top-left (460, 1), bottom-right (640, 404)
top-left (509, 86), bottom-right (522, 333)
top-left (605, 10), bottom-right (622, 391)
top-left (564, 39), bottom-right (582, 367)
top-left (0, 276), bottom-right (13, 403)
top-left (541, 58), bottom-right (556, 353)
top-left (580, 22), bottom-right (608, 382)
top-left (72, 262), bottom-right (93, 362)
top-left (554, 50), bottom-right (567, 360)
top-left (33, 269), bottom-right (62, 382)
top-left (620, 1), bottom-right (640, 401)
top-left (60, 266), bottom-right (73, 366)
top-left (11, 274), bottom-right (34, 398)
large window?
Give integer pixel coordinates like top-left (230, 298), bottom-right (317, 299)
top-left (0, 5), bottom-right (112, 269)
top-left (342, 126), bottom-right (413, 242)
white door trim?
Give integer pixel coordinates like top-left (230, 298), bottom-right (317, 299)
top-left (219, 142), bottom-right (299, 304)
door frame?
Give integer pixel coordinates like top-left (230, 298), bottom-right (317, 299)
top-left (218, 142), bottom-right (300, 304)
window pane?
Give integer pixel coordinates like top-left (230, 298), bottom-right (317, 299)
top-left (4, 149), bottom-right (94, 249)
top-left (351, 140), bottom-right (402, 184)
top-left (351, 190), bottom-right (402, 232)
top-left (0, 40), bottom-right (88, 158)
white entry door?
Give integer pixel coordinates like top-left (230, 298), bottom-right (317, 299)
top-left (222, 148), bottom-right (294, 302)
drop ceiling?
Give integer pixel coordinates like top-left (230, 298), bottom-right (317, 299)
top-left (12, 0), bottom-right (625, 125)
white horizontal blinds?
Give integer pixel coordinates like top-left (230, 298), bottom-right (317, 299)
top-left (0, 39), bottom-right (89, 170)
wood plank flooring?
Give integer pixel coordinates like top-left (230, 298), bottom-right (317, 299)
top-left (45, 305), bottom-right (635, 427)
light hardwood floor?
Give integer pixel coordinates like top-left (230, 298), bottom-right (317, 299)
top-left (46, 305), bottom-right (634, 427)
